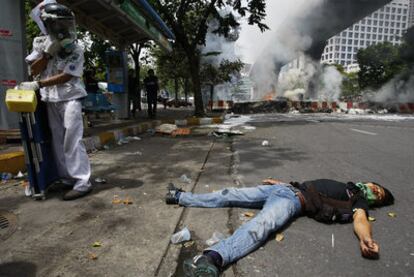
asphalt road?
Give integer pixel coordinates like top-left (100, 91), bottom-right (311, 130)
top-left (225, 113), bottom-right (414, 277)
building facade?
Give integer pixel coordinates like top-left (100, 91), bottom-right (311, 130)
top-left (321, 0), bottom-right (411, 69)
top-left (409, 0), bottom-right (414, 27)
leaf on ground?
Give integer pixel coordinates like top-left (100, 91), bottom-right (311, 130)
top-left (368, 216), bottom-right (376, 222)
top-left (184, 241), bottom-right (195, 248)
top-left (123, 197), bottom-right (133, 205)
top-left (92, 241), bottom-right (102, 247)
top-left (387, 212), bottom-right (397, 218)
top-left (275, 233), bottom-right (284, 242)
top-left (243, 212), bottom-right (255, 218)
top-left (88, 253), bottom-right (98, 260)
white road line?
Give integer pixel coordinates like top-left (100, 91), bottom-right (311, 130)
top-left (350, 128), bottom-right (377, 136)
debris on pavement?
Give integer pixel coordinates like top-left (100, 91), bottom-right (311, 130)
top-left (95, 177), bottom-right (107, 184)
top-left (206, 231), bottom-right (227, 246)
top-left (147, 128), bottom-right (156, 136)
top-left (92, 241), bottom-right (102, 247)
top-left (368, 216), bottom-right (376, 222)
top-left (156, 124), bottom-right (178, 135)
top-left (172, 128), bottom-right (191, 137)
top-left (243, 212), bottom-right (255, 218)
top-left (1, 172), bottom-right (13, 181)
top-left (103, 145), bottom-right (111, 150)
top-left (15, 171), bottom-right (24, 179)
top-left (210, 129), bottom-right (244, 138)
top-left (180, 174), bottom-right (192, 184)
top-left (112, 195), bottom-right (122, 204)
top-left (171, 227), bottom-right (191, 244)
top-left (123, 197), bottom-right (133, 205)
top-left (184, 241), bottom-right (195, 248)
top-left (126, 151), bottom-right (143, 156)
top-left (262, 140), bottom-right (269, 146)
top-left (332, 234), bottom-right (335, 248)
top-left (112, 195), bottom-right (133, 205)
top-left (387, 212), bottom-right (397, 218)
top-left (88, 253), bottom-right (98, 260)
top-left (239, 212), bottom-right (255, 221)
top-left (117, 138), bottom-right (129, 145)
top-left (275, 233), bottom-right (284, 242)
top-left (125, 136), bottom-right (141, 141)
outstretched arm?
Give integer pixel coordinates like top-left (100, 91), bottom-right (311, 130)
top-left (353, 208), bottom-right (379, 259)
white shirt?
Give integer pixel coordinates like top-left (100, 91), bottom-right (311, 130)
top-left (26, 36), bottom-right (87, 102)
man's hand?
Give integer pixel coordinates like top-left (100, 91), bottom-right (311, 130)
top-left (262, 178), bottom-right (284, 185)
top-left (19, 81), bottom-right (40, 91)
top-left (360, 238), bottom-right (379, 259)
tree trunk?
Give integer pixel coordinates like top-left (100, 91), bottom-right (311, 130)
top-left (184, 78), bottom-right (189, 102)
top-left (188, 54), bottom-right (205, 116)
top-left (209, 84), bottom-right (214, 111)
top-left (174, 78), bottom-right (179, 100)
top-left (134, 61), bottom-right (142, 111)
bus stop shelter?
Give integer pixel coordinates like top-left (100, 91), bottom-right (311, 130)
top-left (0, 0), bottom-right (174, 130)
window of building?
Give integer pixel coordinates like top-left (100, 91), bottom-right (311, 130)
top-left (402, 16), bottom-right (407, 21)
top-left (373, 20), bottom-right (378, 25)
top-left (385, 21), bottom-right (389, 27)
top-left (329, 53), bottom-right (333, 59)
top-left (374, 13), bottom-right (378, 18)
top-left (361, 19), bottom-right (366, 24)
top-left (379, 28), bottom-right (383, 33)
top-left (392, 7), bottom-right (396, 13)
top-left (379, 35), bottom-right (383, 40)
top-left (342, 39), bottom-right (346, 44)
top-left (402, 23), bottom-right (406, 28)
top-left (340, 61), bottom-right (345, 66)
top-left (348, 46), bottom-right (352, 52)
top-left (396, 23), bottom-right (400, 28)
top-left (397, 15), bottom-right (401, 20)
top-left (335, 46), bottom-right (340, 51)
top-left (354, 40), bottom-right (359, 45)
top-left (386, 7), bottom-right (390, 12)
top-left (373, 34), bottom-right (377, 40)
top-left (396, 30), bottom-right (400, 35)
top-left (367, 19), bottom-right (372, 24)
top-left (391, 15), bottom-right (395, 20)
top-left (380, 14), bottom-right (384, 19)
top-left (348, 39), bottom-right (352, 44)
top-left (397, 8), bottom-right (401, 13)
top-left (342, 46), bottom-right (346, 51)
top-left (367, 27), bottom-right (371, 32)
top-left (341, 53), bottom-right (345, 59)
top-left (391, 22), bottom-right (395, 27)
top-left (390, 29), bottom-right (394, 34)
top-left (355, 33), bottom-right (359, 38)
top-left (355, 25), bottom-right (359, 31)
top-left (385, 28), bottom-right (389, 33)
top-left (386, 14), bottom-right (390, 19)
top-left (360, 40), bottom-right (364, 46)
top-left (373, 27), bottom-right (377, 32)
top-left (360, 33), bottom-right (365, 38)
top-left (342, 31), bottom-right (347, 37)
top-left (349, 32), bottom-right (353, 38)
top-left (367, 34), bottom-right (371, 39)
top-left (384, 35), bottom-right (388, 40)
top-left (347, 54), bottom-right (351, 59)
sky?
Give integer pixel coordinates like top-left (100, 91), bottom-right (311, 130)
top-left (236, 0), bottom-right (309, 64)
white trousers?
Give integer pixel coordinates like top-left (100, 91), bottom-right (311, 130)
top-left (47, 100), bottom-right (91, 191)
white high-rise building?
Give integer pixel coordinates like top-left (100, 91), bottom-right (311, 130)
top-left (409, 0), bottom-right (414, 26)
top-left (321, 0), bottom-right (411, 70)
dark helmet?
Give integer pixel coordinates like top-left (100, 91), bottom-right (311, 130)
top-left (41, 3), bottom-right (76, 41)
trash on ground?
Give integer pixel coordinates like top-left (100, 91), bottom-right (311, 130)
top-left (180, 174), bottom-right (192, 184)
top-left (126, 151), bottom-right (142, 156)
top-left (275, 233), bottom-right (284, 242)
top-left (239, 212), bottom-right (255, 221)
top-left (211, 129), bottom-right (244, 137)
top-left (1, 172), bottom-right (13, 181)
top-left (262, 140), bottom-right (269, 146)
top-left (368, 216), bottom-right (376, 222)
top-left (184, 241), bottom-right (195, 248)
top-left (147, 128), bottom-right (156, 135)
top-left (171, 227), bottom-right (191, 244)
top-left (387, 212), bottom-right (397, 218)
top-left (103, 145), bottom-right (110, 150)
top-left (172, 128), bottom-right (191, 137)
top-left (117, 138), bottom-right (129, 145)
top-left (112, 195), bottom-right (122, 204)
top-left (123, 197), bottom-right (133, 205)
top-left (15, 171), bottom-right (24, 179)
top-left (126, 136), bottom-right (141, 141)
top-left (92, 241), bottom-right (102, 247)
top-left (242, 125), bottom-right (256, 130)
top-left (206, 231), bottom-right (227, 246)
top-left (156, 124), bottom-right (178, 135)
top-left (95, 177), bottom-right (107, 184)
top-left (331, 233), bottom-right (334, 248)
top-left (88, 253), bottom-right (98, 260)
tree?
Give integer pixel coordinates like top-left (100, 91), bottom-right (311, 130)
top-left (357, 42), bottom-right (405, 90)
top-left (25, 1), bottom-right (40, 52)
top-left (129, 42), bottom-right (151, 111)
top-left (201, 58), bottom-right (243, 110)
top-left (149, 0), bottom-right (268, 116)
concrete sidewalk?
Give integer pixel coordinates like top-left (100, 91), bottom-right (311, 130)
top-left (0, 132), bottom-right (228, 276)
top-left (0, 108), bottom-right (223, 175)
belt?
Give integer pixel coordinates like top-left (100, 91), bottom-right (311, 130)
top-left (295, 191), bottom-right (306, 214)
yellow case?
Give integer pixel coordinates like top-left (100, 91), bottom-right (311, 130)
top-left (5, 89), bottom-right (38, 113)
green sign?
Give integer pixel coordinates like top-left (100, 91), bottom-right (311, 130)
top-left (120, 0), bottom-right (172, 52)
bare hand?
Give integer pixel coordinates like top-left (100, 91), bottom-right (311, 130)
top-left (262, 178), bottom-right (284, 185)
top-left (360, 238), bottom-right (379, 259)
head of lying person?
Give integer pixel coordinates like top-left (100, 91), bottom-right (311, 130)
top-left (355, 182), bottom-right (394, 207)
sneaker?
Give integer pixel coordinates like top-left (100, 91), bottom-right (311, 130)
top-left (183, 255), bottom-right (219, 277)
top-left (165, 183), bottom-right (185, 205)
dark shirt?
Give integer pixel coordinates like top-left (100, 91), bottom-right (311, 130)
top-left (143, 76), bottom-right (159, 99)
top-left (85, 76), bottom-right (99, 94)
top-left (301, 179), bottom-right (369, 214)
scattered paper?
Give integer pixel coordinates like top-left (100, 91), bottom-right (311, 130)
top-left (368, 216), bottom-right (376, 222)
top-left (262, 140), bottom-right (269, 146)
top-left (112, 195), bottom-right (122, 204)
top-left (387, 212), bottom-right (397, 218)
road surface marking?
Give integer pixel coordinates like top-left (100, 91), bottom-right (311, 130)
top-left (350, 128), bottom-right (377, 136)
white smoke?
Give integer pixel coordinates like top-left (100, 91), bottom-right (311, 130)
top-left (278, 59), bottom-right (343, 101)
top-left (367, 73), bottom-right (414, 103)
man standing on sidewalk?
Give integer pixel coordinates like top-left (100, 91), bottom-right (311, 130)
top-left (143, 69), bottom-right (159, 118)
top-left (20, 3), bottom-right (92, 200)
top-left (166, 179), bottom-right (394, 277)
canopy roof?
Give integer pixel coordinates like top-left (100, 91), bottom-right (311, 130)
top-left (58, 0), bottom-right (174, 51)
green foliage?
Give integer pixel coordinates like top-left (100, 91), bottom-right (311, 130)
top-left (201, 59), bottom-right (244, 85)
top-left (357, 42), bottom-right (406, 90)
top-left (149, 0), bottom-right (268, 115)
top-left (341, 72), bottom-right (360, 98)
top-left (25, 1), bottom-right (40, 51)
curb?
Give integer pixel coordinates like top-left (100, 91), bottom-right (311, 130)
top-left (0, 152), bottom-right (25, 175)
top-left (0, 116), bottom-right (224, 175)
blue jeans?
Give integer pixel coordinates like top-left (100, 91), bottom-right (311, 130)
top-left (179, 185), bottom-right (302, 266)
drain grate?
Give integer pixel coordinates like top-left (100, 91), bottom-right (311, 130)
top-left (0, 210), bottom-right (17, 241)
